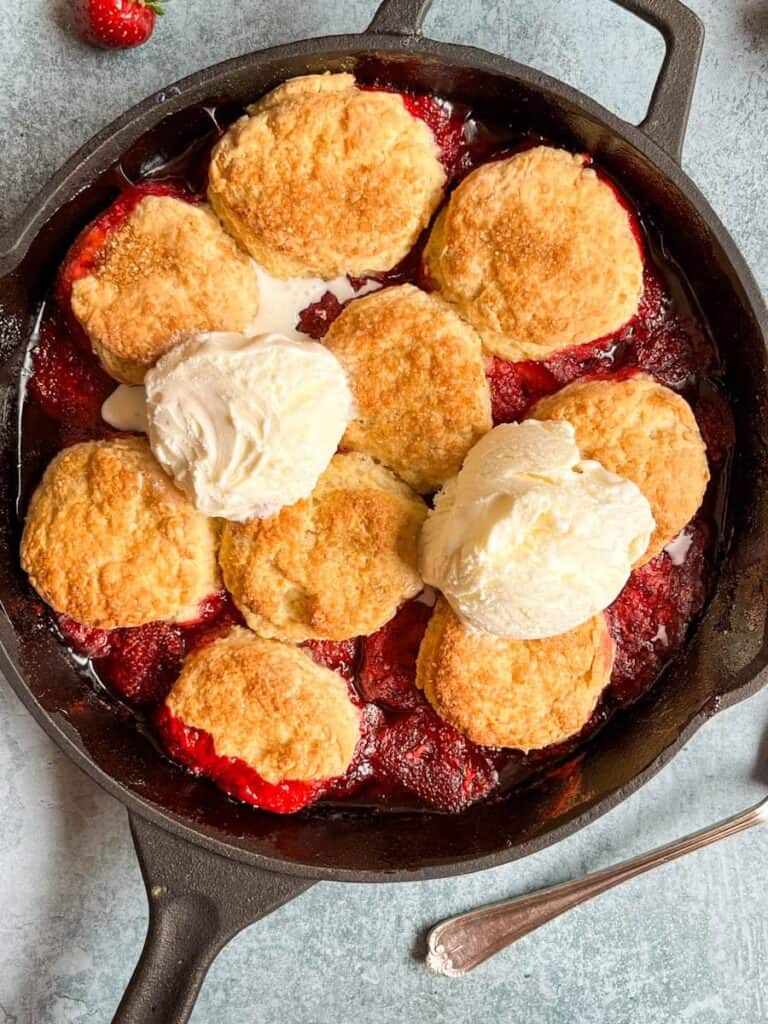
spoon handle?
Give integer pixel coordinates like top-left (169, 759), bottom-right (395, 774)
top-left (427, 799), bottom-right (767, 977)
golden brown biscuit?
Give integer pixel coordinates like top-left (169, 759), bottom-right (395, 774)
top-left (417, 598), bottom-right (615, 750)
top-left (220, 452), bottom-right (427, 641)
top-left (424, 145), bottom-right (644, 360)
top-left (323, 284), bottom-right (492, 492)
top-left (70, 196), bottom-right (260, 384)
top-left (208, 73), bottom-right (446, 278)
top-left (531, 374), bottom-right (709, 561)
top-left (20, 437), bottom-right (220, 628)
top-left (166, 628), bottom-right (360, 783)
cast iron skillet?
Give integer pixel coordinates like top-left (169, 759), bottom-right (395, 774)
top-left (1, 0), bottom-right (767, 1020)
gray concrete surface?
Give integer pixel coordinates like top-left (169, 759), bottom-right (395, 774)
top-left (1, 2), bottom-right (767, 1021)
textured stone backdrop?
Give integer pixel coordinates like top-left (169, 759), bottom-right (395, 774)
top-left (1, 2), bottom-right (767, 1022)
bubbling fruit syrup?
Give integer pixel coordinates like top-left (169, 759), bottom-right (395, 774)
top-left (17, 83), bottom-right (733, 814)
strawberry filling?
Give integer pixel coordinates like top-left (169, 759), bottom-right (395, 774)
top-left (296, 291), bottom-right (346, 340)
top-left (56, 590), bottom-right (245, 704)
top-left (607, 518), bottom-right (710, 705)
top-left (400, 93), bottom-right (469, 179)
top-left (28, 311), bottom-right (115, 429)
top-left (301, 638), bottom-right (360, 683)
top-left (154, 677), bottom-right (379, 813)
top-left (359, 599), bottom-right (431, 710)
top-left (154, 704), bottom-right (327, 814)
top-left (371, 705), bottom-right (499, 812)
top-left (694, 393), bottom-right (736, 464)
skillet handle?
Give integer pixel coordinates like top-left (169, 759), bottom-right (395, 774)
top-left (365, 0), bottom-right (704, 161)
top-left (366, 0), bottom-right (432, 35)
top-left (112, 812), bottom-right (314, 1024)
top-left (612, 0), bottom-right (704, 161)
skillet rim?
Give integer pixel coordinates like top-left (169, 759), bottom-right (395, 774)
top-left (1, 30), bottom-right (767, 884)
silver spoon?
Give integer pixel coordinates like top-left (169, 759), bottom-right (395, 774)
top-left (426, 796), bottom-right (767, 977)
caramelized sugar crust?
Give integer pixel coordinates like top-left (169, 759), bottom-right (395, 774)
top-left (220, 452), bottom-right (427, 642)
top-left (417, 598), bottom-right (615, 750)
top-left (21, 437), bottom-right (221, 628)
top-left (532, 374), bottom-right (709, 562)
top-left (424, 145), bottom-right (644, 360)
top-left (208, 73), bottom-right (446, 278)
top-left (167, 627), bottom-right (361, 783)
top-left (71, 196), bottom-right (259, 384)
top-left (324, 284), bottom-right (492, 493)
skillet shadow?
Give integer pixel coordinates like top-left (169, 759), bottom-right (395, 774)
top-left (49, 0), bottom-right (90, 49)
top-left (5, 739), bottom-right (142, 1022)
top-left (751, 712), bottom-right (768, 785)
top-left (743, 3), bottom-right (768, 45)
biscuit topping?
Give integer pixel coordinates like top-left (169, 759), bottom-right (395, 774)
top-left (420, 420), bottom-right (655, 639)
top-left (417, 598), bottom-right (615, 750)
top-left (165, 628), bottom-right (361, 785)
top-left (207, 73), bottom-right (446, 278)
top-left (424, 145), bottom-right (644, 360)
top-left (219, 452), bottom-right (427, 642)
top-left (20, 438), bottom-right (221, 629)
top-left (323, 284), bottom-right (492, 492)
top-left (69, 195), bottom-right (260, 383)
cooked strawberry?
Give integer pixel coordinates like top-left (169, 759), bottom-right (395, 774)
top-left (301, 638), bottom-right (360, 683)
top-left (402, 94), bottom-right (468, 179)
top-left (486, 356), bottom-right (558, 424)
top-left (155, 705), bottom-right (326, 814)
top-left (359, 599), bottom-right (431, 710)
top-left (371, 706), bottom-right (498, 812)
top-left (99, 621), bottom-right (185, 704)
top-left (56, 614), bottom-right (112, 659)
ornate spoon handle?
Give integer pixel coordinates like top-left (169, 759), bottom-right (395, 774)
top-left (427, 798), bottom-right (768, 977)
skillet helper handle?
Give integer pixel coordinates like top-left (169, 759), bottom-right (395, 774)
top-left (112, 813), bottom-right (314, 1024)
top-left (365, 0), bottom-right (704, 161)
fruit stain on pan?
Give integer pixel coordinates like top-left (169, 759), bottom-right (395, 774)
top-left (14, 85), bottom-right (735, 816)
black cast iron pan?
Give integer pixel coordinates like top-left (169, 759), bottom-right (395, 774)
top-left (1, 1), bottom-right (767, 1020)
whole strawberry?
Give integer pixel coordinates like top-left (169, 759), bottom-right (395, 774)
top-left (72, 0), bottom-right (167, 49)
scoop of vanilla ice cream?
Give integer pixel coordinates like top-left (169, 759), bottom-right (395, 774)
top-left (420, 420), bottom-right (655, 639)
top-left (145, 331), bottom-right (353, 521)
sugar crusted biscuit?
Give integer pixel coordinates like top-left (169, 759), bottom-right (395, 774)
top-left (324, 284), bottom-right (492, 493)
top-left (208, 73), bottom-right (446, 278)
top-left (70, 195), bottom-right (260, 384)
top-left (166, 627), bottom-right (361, 783)
top-left (424, 145), bottom-right (644, 361)
top-left (21, 437), bottom-right (220, 628)
top-left (220, 452), bottom-right (427, 641)
top-left (531, 374), bottom-right (709, 562)
top-left (417, 598), bottom-right (615, 750)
